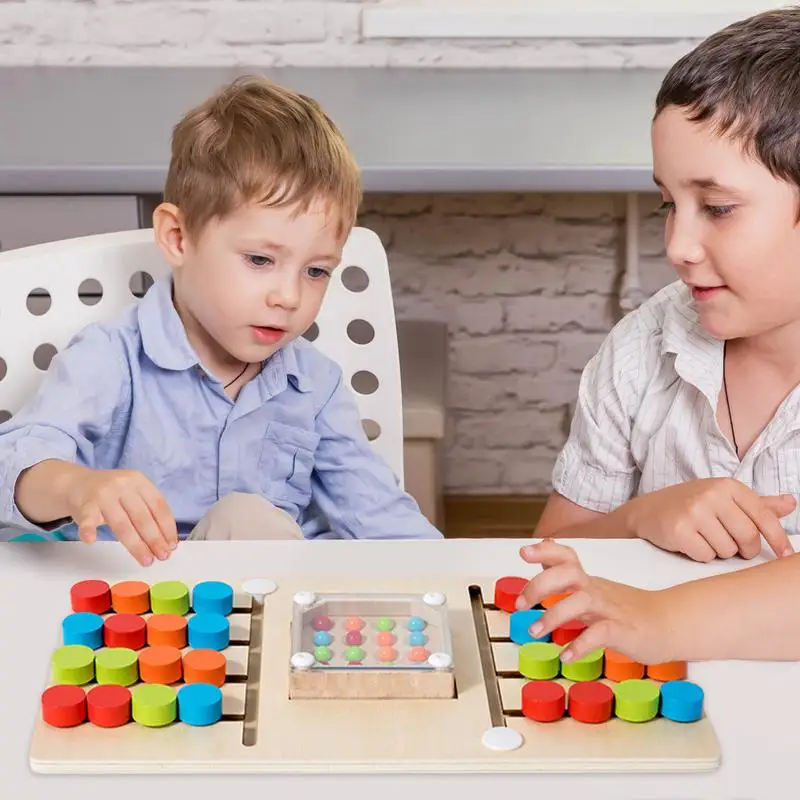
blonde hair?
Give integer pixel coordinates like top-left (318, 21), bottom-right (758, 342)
top-left (163, 74), bottom-right (362, 239)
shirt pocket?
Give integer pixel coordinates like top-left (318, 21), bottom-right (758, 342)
top-left (258, 421), bottom-right (321, 502)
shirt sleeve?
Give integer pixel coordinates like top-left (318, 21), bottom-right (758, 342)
top-left (0, 324), bottom-right (130, 528)
top-left (551, 309), bottom-right (645, 513)
top-left (310, 366), bottom-right (443, 540)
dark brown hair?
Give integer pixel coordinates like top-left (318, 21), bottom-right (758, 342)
top-left (164, 74), bottom-right (362, 239)
top-left (655, 8), bottom-right (800, 193)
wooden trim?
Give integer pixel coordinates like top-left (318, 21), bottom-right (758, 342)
top-left (443, 494), bottom-right (548, 539)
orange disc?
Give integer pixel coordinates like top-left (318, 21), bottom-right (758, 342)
top-left (603, 649), bottom-right (645, 682)
top-left (138, 646), bottom-right (182, 684)
top-left (183, 649), bottom-right (227, 687)
top-left (111, 581), bottom-right (151, 614)
top-left (646, 661), bottom-right (687, 682)
top-left (540, 592), bottom-right (571, 609)
top-left (147, 614), bottom-right (188, 648)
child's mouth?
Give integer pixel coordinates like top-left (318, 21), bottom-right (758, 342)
top-left (252, 325), bottom-right (286, 344)
top-left (691, 285), bottom-right (726, 301)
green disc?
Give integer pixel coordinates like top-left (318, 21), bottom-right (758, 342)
top-left (131, 684), bottom-right (177, 727)
top-left (560, 648), bottom-right (604, 682)
top-left (614, 679), bottom-right (660, 722)
top-left (51, 644), bottom-right (95, 685)
top-left (518, 642), bottom-right (561, 680)
top-left (95, 647), bottom-right (139, 686)
top-left (150, 581), bottom-right (190, 615)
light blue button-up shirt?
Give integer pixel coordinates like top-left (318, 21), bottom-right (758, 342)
top-left (0, 277), bottom-right (442, 542)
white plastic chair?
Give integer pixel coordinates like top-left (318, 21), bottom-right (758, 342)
top-left (0, 226), bottom-right (404, 486)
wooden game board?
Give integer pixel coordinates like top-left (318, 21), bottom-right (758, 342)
top-left (29, 575), bottom-right (721, 774)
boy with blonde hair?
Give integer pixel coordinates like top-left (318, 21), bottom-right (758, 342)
top-left (0, 75), bottom-right (442, 564)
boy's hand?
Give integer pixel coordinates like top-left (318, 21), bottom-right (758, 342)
top-left (627, 478), bottom-right (795, 562)
top-left (63, 467), bottom-right (178, 565)
top-left (516, 539), bottom-right (672, 665)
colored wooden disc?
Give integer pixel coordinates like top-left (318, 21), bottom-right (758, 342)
top-left (646, 661), bottom-right (688, 682)
top-left (111, 580), bottom-right (150, 614)
top-left (87, 684), bottom-right (132, 728)
top-left (560, 648), bottom-right (604, 682)
top-left (139, 645), bottom-right (183, 684)
top-left (147, 614), bottom-right (188, 648)
top-left (51, 644), bottom-right (95, 685)
top-left (521, 680), bottom-right (565, 722)
top-left (551, 620), bottom-right (586, 646)
top-left (95, 647), bottom-right (139, 687)
top-left (604, 649), bottom-right (645, 682)
top-left (614, 679), bottom-right (660, 722)
top-left (541, 592), bottom-right (571, 609)
top-left (187, 613), bottom-right (230, 651)
top-left (659, 680), bottom-right (704, 723)
top-left (62, 612), bottom-right (105, 649)
top-left (70, 580), bottom-right (111, 614)
top-left (493, 576), bottom-right (528, 613)
top-left (177, 683), bottom-right (223, 726)
top-left (104, 613), bottom-right (147, 650)
top-left (150, 581), bottom-right (190, 616)
top-left (183, 649), bottom-right (228, 687)
top-left (518, 641), bottom-right (561, 680)
top-left (509, 609), bottom-right (549, 644)
top-left (41, 685), bottom-right (87, 727)
top-left (192, 581), bottom-right (234, 616)
top-left (131, 684), bottom-right (177, 727)
top-left (568, 681), bottom-right (614, 724)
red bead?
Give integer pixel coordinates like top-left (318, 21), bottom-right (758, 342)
top-left (552, 620), bottom-right (587, 646)
top-left (87, 685), bottom-right (131, 728)
top-left (494, 576), bottom-right (528, 613)
top-left (70, 580), bottom-right (112, 614)
top-left (568, 681), bottom-right (614, 724)
top-left (104, 613), bottom-right (147, 649)
top-left (521, 680), bottom-right (565, 722)
top-left (41, 685), bottom-right (87, 728)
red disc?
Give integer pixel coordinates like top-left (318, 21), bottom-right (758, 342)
top-left (87, 684), bottom-right (132, 728)
top-left (568, 681), bottom-right (614, 724)
top-left (41, 685), bottom-right (87, 728)
top-left (104, 613), bottom-right (147, 649)
top-left (494, 576), bottom-right (528, 613)
top-left (70, 580), bottom-right (112, 614)
top-left (521, 680), bottom-right (566, 722)
top-left (552, 620), bottom-right (587, 646)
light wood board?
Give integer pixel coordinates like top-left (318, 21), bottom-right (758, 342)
top-left (29, 576), bottom-right (721, 774)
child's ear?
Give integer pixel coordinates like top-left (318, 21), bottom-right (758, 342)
top-left (152, 202), bottom-right (188, 269)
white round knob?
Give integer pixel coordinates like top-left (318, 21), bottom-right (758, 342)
top-left (292, 591), bottom-right (316, 607)
top-left (290, 652), bottom-right (315, 671)
top-left (242, 578), bottom-right (277, 599)
top-left (423, 591), bottom-right (446, 606)
top-left (481, 726), bottom-right (523, 751)
top-left (427, 652), bottom-right (453, 670)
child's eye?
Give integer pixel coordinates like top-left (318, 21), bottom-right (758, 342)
top-left (659, 201), bottom-right (675, 214)
top-left (245, 254), bottom-right (273, 268)
top-left (704, 205), bottom-right (734, 219)
top-left (306, 266), bottom-right (331, 280)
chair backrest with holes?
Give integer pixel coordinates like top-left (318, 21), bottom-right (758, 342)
top-left (0, 226), bottom-right (404, 486)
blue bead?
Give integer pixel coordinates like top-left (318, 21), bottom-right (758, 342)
top-left (408, 632), bottom-right (428, 647)
top-left (177, 683), bottom-right (223, 726)
top-left (509, 609), bottom-right (549, 644)
top-left (313, 631), bottom-right (333, 646)
top-left (660, 680), bottom-right (704, 723)
top-left (62, 612), bottom-right (105, 649)
top-left (407, 616), bottom-right (426, 632)
top-left (188, 613), bottom-right (230, 651)
top-left (192, 581), bottom-right (234, 616)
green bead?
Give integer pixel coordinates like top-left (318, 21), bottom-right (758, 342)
top-left (132, 684), bottom-right (177, 727)
top-left (614, 679), bottom-right (660, 722)
top-left (376, 617), bottom-right (395, 632)
top-left (560, 648), bottom-right (604, 682)
top-left (95, 648), bottom-right (139, 686)
top-left (314, 645), bottom-right (332, 663)
top-left (518, 642), bottom-right (561, 680)
top-left (150, 581), bottom-right (190, 616)
top-left (345, 646), bottom-right (365, 662)
top-left (52, 644), bottom-right (95, 685)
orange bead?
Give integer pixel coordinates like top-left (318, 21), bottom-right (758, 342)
top-left (603, 649), bottom-right (645, 682)
top-left (540, 592), bottom-right (571, 609)
top-left (111, 581), bottom-right (150, 614)
top-left (377, 631), bottom-right (396, 646)
top-left (138, 645), bottom-right (182, 684)
top-left (377, 647), bottom-right (398, 663)
top-left (647, 661), bottom-right (688, 682)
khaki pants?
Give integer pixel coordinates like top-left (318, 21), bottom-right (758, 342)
top-left (187, 493), bottom-right (305, 541)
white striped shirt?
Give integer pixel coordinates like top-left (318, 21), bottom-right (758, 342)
top-left (552, 280), bottom-right (800, 536)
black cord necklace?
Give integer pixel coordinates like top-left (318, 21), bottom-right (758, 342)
top-left (722, 340), bottom-right (739, 457)
top-left (224, 362), bottom-right (250, 389)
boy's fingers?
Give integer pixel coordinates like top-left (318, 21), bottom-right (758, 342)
top-left (519, 539), bottom-right (579, 569)
top-left (76, 506), bottom-right (102, 544)
top-left (516, 564), bottom-right (585, 611)
top-left (529, 591), bottom-right (590, 639)
top-left (142, 487), bottom-right (179, 549)
top-left (120, 493), bottom-right (170, 560)
top-left (101, 503), bottom-right (155, 566)
top-left (559, 620), bottom-right (612, 664)
top-left (736, 494), bottom-right (793, 557)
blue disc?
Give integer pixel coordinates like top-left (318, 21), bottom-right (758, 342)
top-left (509, 609), bottom-right (549, 644)
top-left (62, 612), bottom-right (105, 649)
top-left (407, 616), bottom-right (426, 632)
top-left (177, 683), bottom-right (223, 726)
top-left (192, 581), bottom-right (234, 616)
top-left (187, 613), bottom-right (230, 651)
top-left (408, 632), bottom-right (428, 647)
top-left (313, 631), bottom-right (333, 646)
top-left (660, 680), bottom-right (704, 722)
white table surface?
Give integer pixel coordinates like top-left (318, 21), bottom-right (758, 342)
top-left (1, 537), bottom-right (790, 800)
